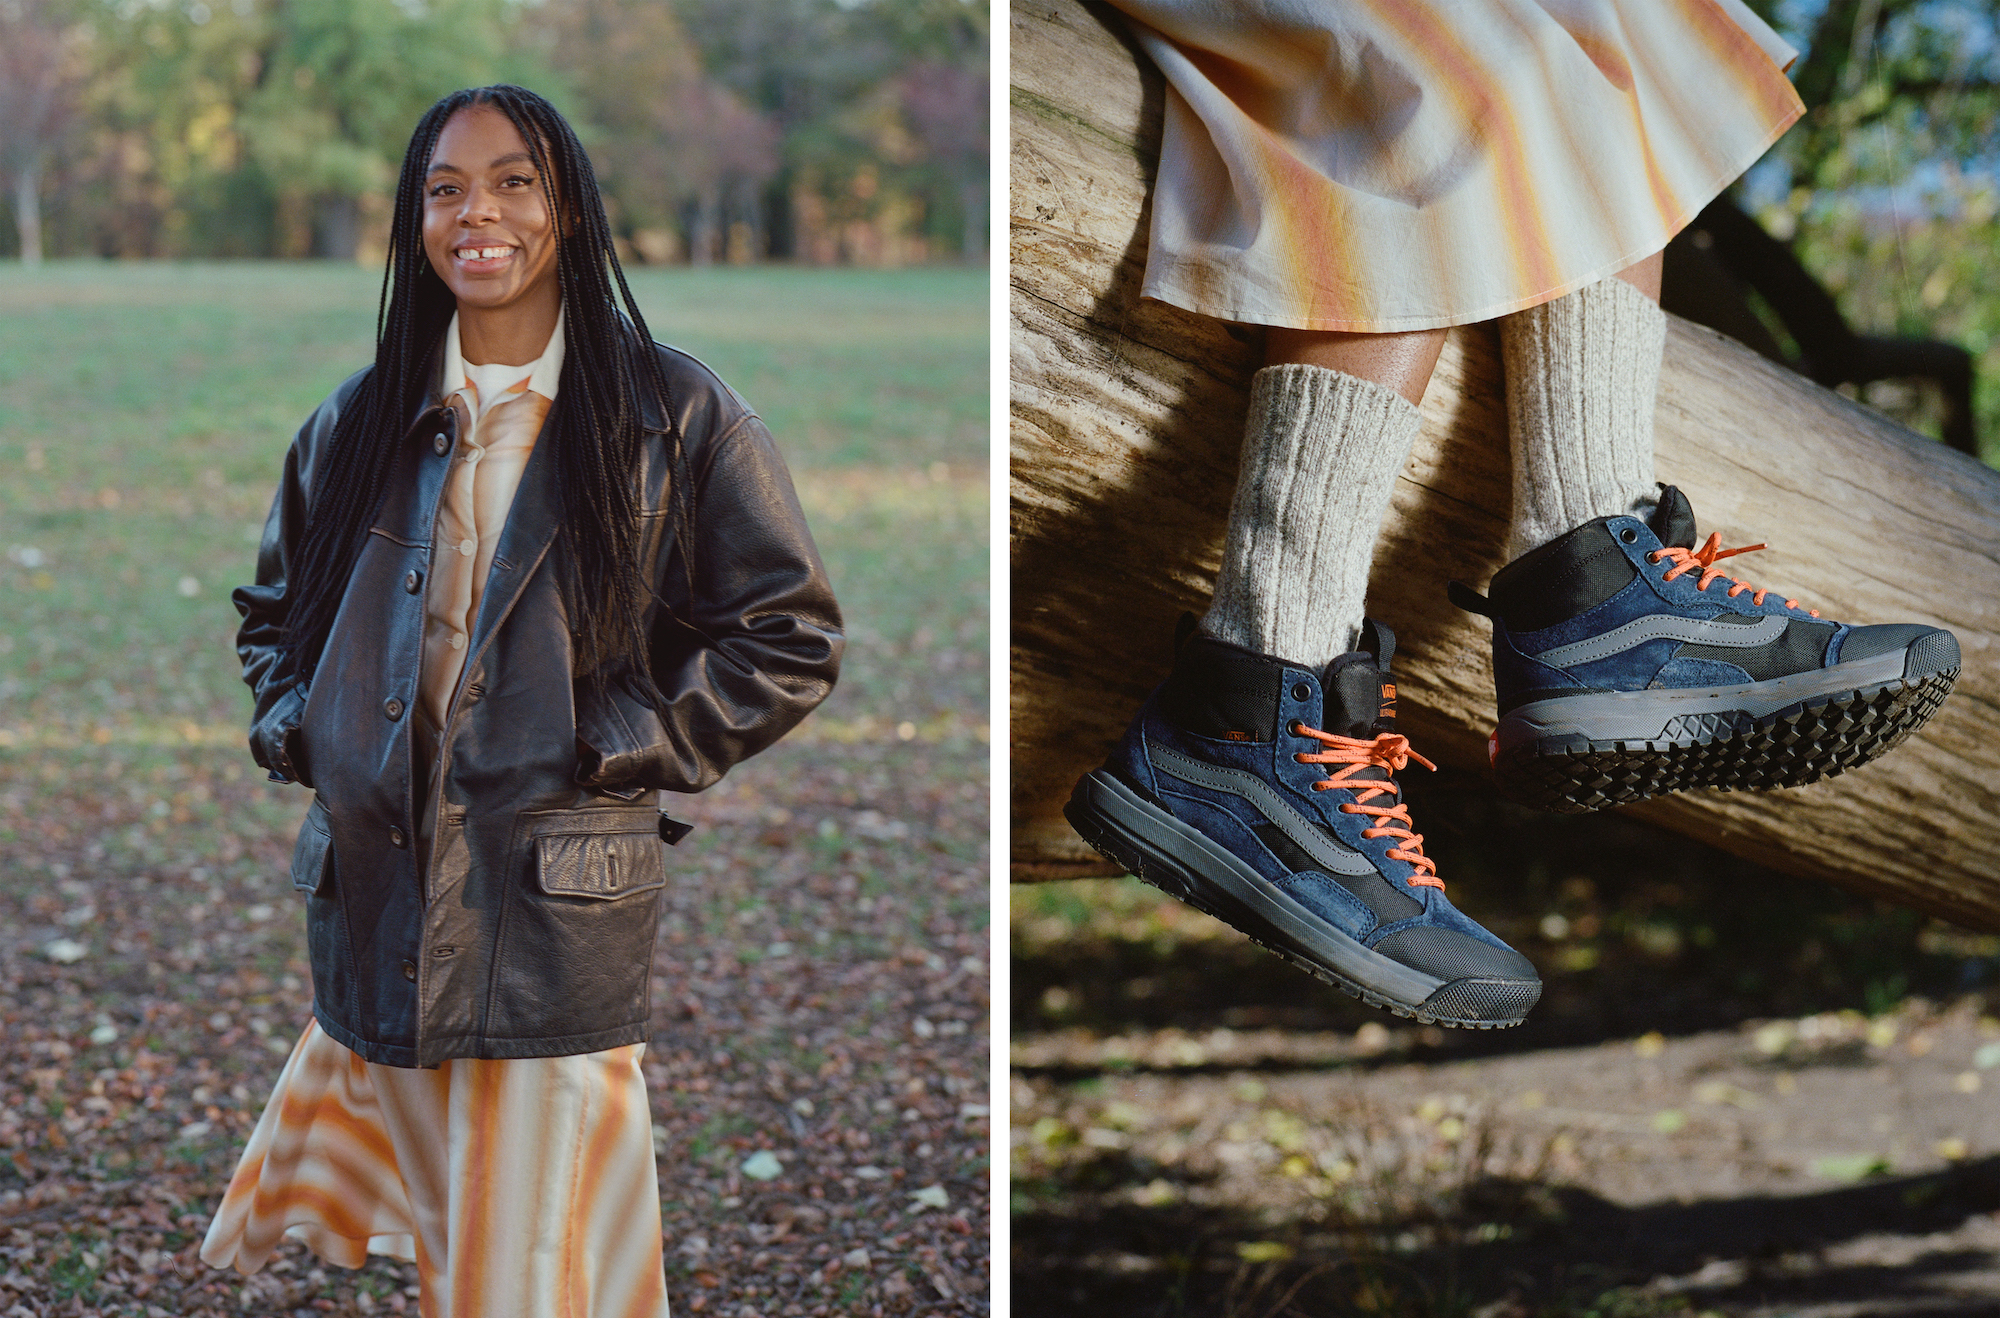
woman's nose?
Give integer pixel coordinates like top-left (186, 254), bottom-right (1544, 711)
top-left (458, 187), bottom-right (500, 224)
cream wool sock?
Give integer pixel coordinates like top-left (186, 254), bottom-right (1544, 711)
top-left (1201, 363), bottom-right (1423, 668)
top-left (1500, 275), bottom-right (1666, 561)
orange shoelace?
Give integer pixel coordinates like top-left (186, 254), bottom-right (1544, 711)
top-left (1649, 533), bottom-right (1820, 616)
top-left (1291, 726), bottom-right (1443, 891)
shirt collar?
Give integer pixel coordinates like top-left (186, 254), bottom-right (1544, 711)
top-left (441, 303), bottom-right (566, 410)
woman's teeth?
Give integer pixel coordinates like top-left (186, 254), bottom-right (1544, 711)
top-left (458, 246), bottom-right (513, 260)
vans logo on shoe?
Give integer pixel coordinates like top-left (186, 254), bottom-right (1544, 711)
top-left (1380, 683), bottom-right (1396, 720)
top-left (1222, 730), bottom-right (1251, 741)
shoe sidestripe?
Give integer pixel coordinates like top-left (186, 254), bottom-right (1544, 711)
top-left (1150, 746), bottom-right (1376, 876)
top-left (1531, 612), bottom-right (1787, 670)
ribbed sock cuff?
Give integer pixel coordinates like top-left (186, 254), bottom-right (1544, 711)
top-left (1202, 364), bottom-right (1422, 669)
top-left (1501, 275), bottom-right (1665, 561)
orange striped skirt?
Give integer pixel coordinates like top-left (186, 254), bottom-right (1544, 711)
top-left (1105, 0), bottom-right (1807, 331)
top-left (200, 1018), bottom-right (671, 1318)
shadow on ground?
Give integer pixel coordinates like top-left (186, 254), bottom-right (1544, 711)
top-left (1013, 771), bottom-right (2000, 1318)
top-left (1016, 1156), bottom-right (2000, 1317)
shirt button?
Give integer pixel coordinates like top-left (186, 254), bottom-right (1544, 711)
top-left (389, 825), bottom-right (407, 848)
top-left (404, 569), bottom-right (423, 594)
top-left (401, 960), bottom-right (417, 982)
top-left (449, 632), bottom-right (466, 651)
top-left (458, 538), bottom-right (475, 556)
top-left (433, 433), bottom-right (449, 455)
top-left (384, 697), bottom-right (404, 720)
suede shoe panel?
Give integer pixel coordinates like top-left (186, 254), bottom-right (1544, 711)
top-left (1273, 872), bottom-right (1380, 942)
top-left (1650, 656), bottom-right (1762, 688)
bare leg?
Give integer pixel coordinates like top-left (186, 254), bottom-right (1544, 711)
top-left (1264, 326), bottom-right (1448, 408)
top-left (1612, 249), bottom-right (1663, 302)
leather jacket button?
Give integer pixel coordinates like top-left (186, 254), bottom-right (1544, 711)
top-left (404, 569), bottom-right (423, 594)
top-left (384, 697), bottom-right (404, 720)
top-left (389, 825), bottom-right (407, 848)
top-left (433, 432), bottom-right (450, 455)
top-left (401, 960), bottom-right (417, 982)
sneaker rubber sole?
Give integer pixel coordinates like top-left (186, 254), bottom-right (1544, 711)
top-left (1062, 770), bottom-right (1541, 1029)
top-left (1495, 630), bottom-right (1960, 814)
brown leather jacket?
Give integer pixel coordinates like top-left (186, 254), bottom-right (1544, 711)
top-left (234, 341), bottom-right (842, 1067)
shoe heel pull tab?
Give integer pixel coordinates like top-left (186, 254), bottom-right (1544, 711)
top-left (1358, 617), bottom-right (1395, 672)
top-left (1448, 580), bottom-right (1498, 619)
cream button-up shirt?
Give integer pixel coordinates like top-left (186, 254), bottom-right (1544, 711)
top-left (419, 307), bottom-right (565, 734)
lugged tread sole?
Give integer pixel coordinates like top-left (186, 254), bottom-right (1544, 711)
top-left (1498, 665), bottom-right (1959, 814)
top-left (1062, 786), bottom-right (1534, 1031)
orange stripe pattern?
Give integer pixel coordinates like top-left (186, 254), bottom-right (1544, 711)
top-left (200, 1019), bottom-right (672, 1318)
top-left (1105, 0), bottom-right (1806, 332)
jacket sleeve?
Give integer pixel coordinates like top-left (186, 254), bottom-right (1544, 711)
top-left (575, 412), bottom-right (844, 794)
top-left (232, 398), bottom-right (337, 787)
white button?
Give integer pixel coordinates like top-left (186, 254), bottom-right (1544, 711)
top-left (449, 632), bottom-right (466, 651)
top-left (458, 538), bottom-right (475, 556)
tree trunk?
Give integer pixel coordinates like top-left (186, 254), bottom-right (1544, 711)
top-left (14, 160), bottom-right (41, 266)
top-left (960, 173), bottom-right (986, 263)
top-left (1009, 0), bottom-right (2000, 928)
top-left (687, 189), bottom-right (719, 266)
top-left (314, 194), bottom-right (358, 263)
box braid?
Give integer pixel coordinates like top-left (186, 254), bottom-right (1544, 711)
top-left (277, 84), bottom-right (696, 708)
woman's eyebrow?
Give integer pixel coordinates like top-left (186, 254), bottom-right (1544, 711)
top-left (426, 152), bottom-right (537, 176)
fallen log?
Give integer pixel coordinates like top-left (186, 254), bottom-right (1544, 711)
top-left (1009, 0), bottom-right (2000, 926)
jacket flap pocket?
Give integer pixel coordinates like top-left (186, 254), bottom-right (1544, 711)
top-left (290, 797), bottom-right (334, 895)
top-left (532, 810), bottom-right (666, 901)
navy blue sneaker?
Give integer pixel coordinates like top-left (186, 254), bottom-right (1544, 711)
top-left (1451, 486), bottom-right (1960, 814)
top-left (1064, 617), bottom-right (1542, 1029)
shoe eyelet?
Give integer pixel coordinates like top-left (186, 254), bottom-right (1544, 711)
top-left (1290, 682), bottom-right (1311, 701)
top-left (1287, 720), bottom-right (1303, 736)
top-left (1619, 527), bottom-right (1639, 544)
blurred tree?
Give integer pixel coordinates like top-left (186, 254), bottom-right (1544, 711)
top-left (235, 0), bottom-right (516, 259)
top-left (671, 0), bottom-right (987, 262)
top-left (1724, 0), bottom-right (2000, 462)
top-left (0, 0), bottom-right (90, 264)
top-left (900, 58), bottom-right (987, 259)
top-left (520, 0), bottom-right (777, 265)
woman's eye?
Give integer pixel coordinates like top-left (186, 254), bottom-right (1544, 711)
top-left (428, 183), bottom-right (457, 197)
top-left (503, 174), bottom-right (535, 188)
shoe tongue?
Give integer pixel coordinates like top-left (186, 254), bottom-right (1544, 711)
top-left (1320, 618), bottom-right (1398, 740)
top-left (1648, 485), bottom-right (1699, 550)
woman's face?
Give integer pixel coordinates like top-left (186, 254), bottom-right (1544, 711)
top-left (421, 105), bottom-right (560, 315)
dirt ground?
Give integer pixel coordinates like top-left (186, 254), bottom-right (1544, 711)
top-left (1012, 769), bottom-right (2000, 1317)
top-left (0, 728), bottom-right (989, 1318)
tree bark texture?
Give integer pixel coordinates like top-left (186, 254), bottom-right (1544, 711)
top-left (1009, 0), bottom-right (2000, 926)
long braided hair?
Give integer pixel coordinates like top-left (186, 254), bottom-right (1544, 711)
top-left (277, 85), bottom-right (694, 706)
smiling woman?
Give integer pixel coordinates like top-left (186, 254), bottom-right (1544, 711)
top-left (192, 85), bottom-right (844, 1316)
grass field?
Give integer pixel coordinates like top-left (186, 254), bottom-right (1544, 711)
top-left (0, 261), bottom-right (988, 1316)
